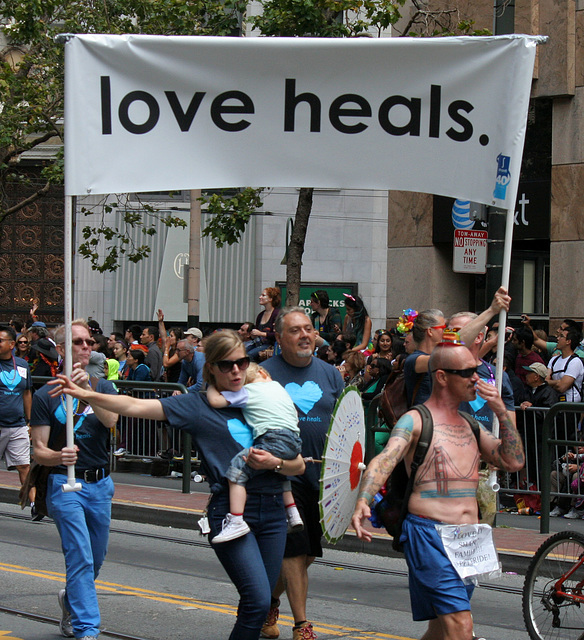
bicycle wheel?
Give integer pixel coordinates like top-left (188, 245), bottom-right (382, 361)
top-left (523, 530), bottom-right (584, 640)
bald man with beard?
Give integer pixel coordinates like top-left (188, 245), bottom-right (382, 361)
top-left (352, 343), bottom-right (524, 640)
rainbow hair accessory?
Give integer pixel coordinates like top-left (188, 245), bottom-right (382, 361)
top-left (397, 308), bottom-right (418, 334)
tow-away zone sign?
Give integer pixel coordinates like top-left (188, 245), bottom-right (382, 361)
top-left (453, 229), bottom-right (488, 274)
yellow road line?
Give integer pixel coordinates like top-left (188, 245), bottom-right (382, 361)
top-left (112, 498), bottom-right (203, 513)
top-left (0, 562), bottom-right (415, 639)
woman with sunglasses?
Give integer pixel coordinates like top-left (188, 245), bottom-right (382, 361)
top-left (342, 293), bottom-right (372, 353)
top-left (362, 357), bottom-right (394, 454)
top-left (404, 309), bottom-right (447, 406)
top-left (15, 334), bottom-right (32, 361)
top-left (50, 329), bottom-right (305, 640)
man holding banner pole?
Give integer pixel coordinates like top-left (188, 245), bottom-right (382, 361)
top-left (30, 320), bottom-right (118, 640)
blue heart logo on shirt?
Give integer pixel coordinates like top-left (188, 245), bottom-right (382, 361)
top-left (55, 401), bottom-right (87, 432)
top-left (0, 369), bottom-right (21, 391)
top-left (227, 418), bottom-right (253, 449)
top-left (469, 377), bottom-right (491, 412)
top-left (469, 395), bottom-right (487, 412)
top-left (285, 381), bottom-right (323, 415)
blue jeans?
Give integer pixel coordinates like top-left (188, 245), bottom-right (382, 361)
top-left (209, 491), bottom-right (287, 640)
top-left (246, 342), bottom-right (271, 361)
top-left (226, 429), bottom-right (302, 486)
top-left (47, 472), bottom-right (114, 638)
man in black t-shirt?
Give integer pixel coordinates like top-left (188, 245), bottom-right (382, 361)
top-left (31, 321), bottom-right (118, 640)
top-left (262, 307), bottom-right (344, 640)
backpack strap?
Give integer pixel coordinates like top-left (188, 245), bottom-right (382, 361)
top-left (396, 404), bottom-right (434, 530)
top-left (550, 354), bottom-right (579, 394)
top-left (549, 354), bottom-right (561, 374)
top-left (458, 410), bottom-right (482, 447)
top-left (410, 404), bottom-right (434, 469)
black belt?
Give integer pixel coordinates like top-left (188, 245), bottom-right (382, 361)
top-left (53, 467), bottom-right (110, 483)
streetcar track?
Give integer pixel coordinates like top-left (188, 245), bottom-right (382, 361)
top-left (0, 509), bottom-right (525, 597)
top-left (0, 604), bottom-right (149, 640)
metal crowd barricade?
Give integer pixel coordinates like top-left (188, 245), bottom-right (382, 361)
top-left (489, 402), bottom-right (584, 534)
top-left (539, 402), bottom-right (584, 534)
top-left (32, 376), bottom-right (193, 494)
top-left (497, 405), bottom-right (548, 502)
top-left (113, 380), bottom-right (191, 493)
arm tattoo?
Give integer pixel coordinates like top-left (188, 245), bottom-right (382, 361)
top-left (485, 411), bottom-right (525, 469)
top-left (358, 439), bottom-right (408, 502)
top-left (390, 414), bottom-right (414, 443)
top-left (496, 412), bottom-right (525, 466)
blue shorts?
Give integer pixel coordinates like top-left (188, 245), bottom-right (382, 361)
top-left (401, 514), bottom-right (475, 621)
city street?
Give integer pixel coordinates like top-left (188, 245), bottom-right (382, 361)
top-left (0, 502), bottom-right (530, 640)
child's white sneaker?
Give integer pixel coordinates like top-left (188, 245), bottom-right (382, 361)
top-left (286, 505), bottom-right (304, 532)
top-left (212, 513), bottom-right (250, 543)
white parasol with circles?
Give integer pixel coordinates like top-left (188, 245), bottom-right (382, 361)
top-left (319, 386), bottom-right (367, 544)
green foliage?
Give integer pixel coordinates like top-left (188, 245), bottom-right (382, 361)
top-left (252, 0), bottom-right (405, 37)
top-left (77, 194), bottom-right (187, 273)
top-left (200, 188), bottom-right (264, 247)
top-left (0, 0), bottom-right (246, 269)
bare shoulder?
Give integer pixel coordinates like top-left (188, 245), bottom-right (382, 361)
top-left (390, 408), bottom-right (423, 447)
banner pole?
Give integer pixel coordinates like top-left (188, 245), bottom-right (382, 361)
top-left (487, 206), bottom-right (515, 493)
top-left (62, 195), bottom-right (81, 493)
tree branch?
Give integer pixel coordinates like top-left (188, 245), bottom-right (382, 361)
top-left (0, 181), bottom-right (51, 223)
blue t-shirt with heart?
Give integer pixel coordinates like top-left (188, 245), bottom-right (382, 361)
top-left (0, 356), bottom-right (32, 428)
top-left (31, 378), bottom-right (118, 471)
top-left (262, 355), bottom-right (344, 490)
top-left (159, 391), bottom-right (285, 495)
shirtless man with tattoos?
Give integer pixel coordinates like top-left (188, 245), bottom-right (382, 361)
top-left (351, 342), bottom-right (524, 640)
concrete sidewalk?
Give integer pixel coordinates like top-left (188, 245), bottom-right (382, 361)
top-left (2, 468), bottom-right (578, 573)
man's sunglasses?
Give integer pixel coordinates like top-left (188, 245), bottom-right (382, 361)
top-left (72, 338), bottom-right (96, 347)
top-left (432, 367), bottom-right (478, 378)
top-left (214, 357), bottom-right (251, 373)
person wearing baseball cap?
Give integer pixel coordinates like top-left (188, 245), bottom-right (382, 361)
top-left (520, 362), bottom-right (558, 409)
top-left (520, 361), bottom-right (559, 488)
top-left (184, 327), bottom-right (203, 350)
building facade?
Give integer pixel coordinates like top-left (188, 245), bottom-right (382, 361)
top-left (386, 0), bottom-right (581, 330)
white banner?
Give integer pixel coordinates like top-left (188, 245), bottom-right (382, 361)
top-left (64, 34), bottom-right (540, 207)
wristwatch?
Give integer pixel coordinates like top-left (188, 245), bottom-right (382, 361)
top-left (274, 459), bottom-right (283, 472)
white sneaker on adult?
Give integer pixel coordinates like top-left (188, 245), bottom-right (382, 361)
top-left (58, 589), bottom-right (74, 638)
top-left (212, 514), bottom-right (250, 543)
top-left (564, 507), bottom-right (582, 519)
top-left (550, 506), bottom-right (566, 517)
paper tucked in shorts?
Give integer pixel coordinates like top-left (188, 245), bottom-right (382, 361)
top-left (435, 522), bottom-right (501, 583)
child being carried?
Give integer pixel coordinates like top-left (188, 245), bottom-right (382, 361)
top-left (207, 362), bottom-right (303, 543)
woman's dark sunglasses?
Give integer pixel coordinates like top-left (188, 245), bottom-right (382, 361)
top-left (17, 340), bottom-right (29, 345)
top-left (215, 357), bottom-right (251, 373)
top-left (432, 367), bottom-right (478, 378)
